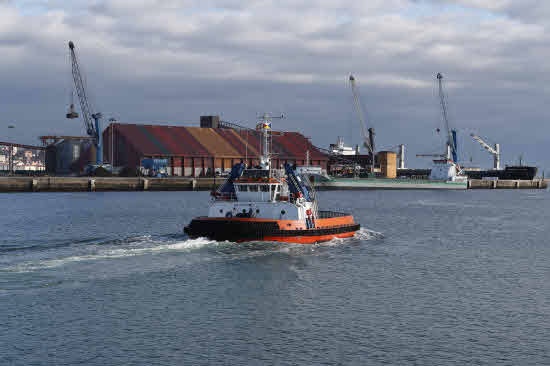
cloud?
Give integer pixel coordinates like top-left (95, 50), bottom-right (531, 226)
top-left (1, 0), bottom-right (550, 170)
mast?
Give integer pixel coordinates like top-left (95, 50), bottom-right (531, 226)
top-left (257, 113), bottom-right (284, 171)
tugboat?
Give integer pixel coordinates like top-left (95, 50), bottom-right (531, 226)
top-left (184, 114), bottom-right (360, 244)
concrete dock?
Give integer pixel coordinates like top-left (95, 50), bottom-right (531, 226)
top-left (0, 177), bottom-right (223, 192)
top-left (468, 179), bottom-right (547, 189)
top-left (0, 177), bottom-right (546, 192)
top-left (315, 178), bottom-right (547, 190)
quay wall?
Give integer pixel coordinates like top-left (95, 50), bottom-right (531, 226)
top-left (0, 177), bottom-right (223, 192)
top-left (0, 177), bottom-right (547, 193)
top-left (467, 179), bottom-right (547, 189)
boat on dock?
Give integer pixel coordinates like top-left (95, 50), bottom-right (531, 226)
top-left (184, 114), bottom-right (360, 244)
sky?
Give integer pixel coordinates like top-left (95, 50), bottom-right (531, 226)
top-left (1, 0), bottom-right (549, 172)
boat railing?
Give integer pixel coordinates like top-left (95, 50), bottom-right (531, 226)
top-left (317, 210), bottom-right (349, 218)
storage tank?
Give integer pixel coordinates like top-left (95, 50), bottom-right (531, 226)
top-left (55, 138), bottom-right (94, 175)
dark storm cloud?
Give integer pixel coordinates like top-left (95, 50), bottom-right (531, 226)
top-left (1, 0), bottom-right (549, 171)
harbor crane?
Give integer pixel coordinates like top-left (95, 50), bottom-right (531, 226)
top-left (416, 146), bottom-right (453, 160)
top-left (416, 153), bottom-right (445, 158)
top-left (470, 134), bottom-right (500, 170)
top-left (418, 73), bottom-right (461, 164)
top-left (349, 75), bottom-right (375, 172)
top-left (66, 41), bottom-right (103, 165)
top-left (436, 73), bottom-right (458, 163)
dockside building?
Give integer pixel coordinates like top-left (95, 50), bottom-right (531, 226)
top-left (102, 116), bottom-right (328, 176)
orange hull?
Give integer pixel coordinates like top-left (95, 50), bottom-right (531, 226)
top-left (263, 231), bottom-right (357, 244)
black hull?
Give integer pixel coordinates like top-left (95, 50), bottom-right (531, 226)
top-left (184, 218), bottom-right (360, 243)
top-left (398, 166), bottom-right (538, 180)
top-left (464, 166), bottom-right (537, 180)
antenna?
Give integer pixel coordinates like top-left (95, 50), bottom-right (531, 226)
top-left (244, 129), bottom-right (248, 167)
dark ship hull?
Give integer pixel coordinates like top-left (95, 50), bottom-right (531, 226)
top-left (464, 166), bottom-right (537, 180)
top-left (398, 166), bottom-right (538, 180)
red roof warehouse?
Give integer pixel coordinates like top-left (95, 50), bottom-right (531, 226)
top-left (102, 116), bottom-right (328, 177)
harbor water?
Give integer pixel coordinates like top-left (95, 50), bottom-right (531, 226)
top-left (2, 190), bottom-right (550, 365)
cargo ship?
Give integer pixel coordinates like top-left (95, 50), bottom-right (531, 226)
top-left (184, 114), bottom-right (360, 244)
top-left (315, 148), bottom-right (468, 190)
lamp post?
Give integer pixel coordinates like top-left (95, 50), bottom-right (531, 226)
top-left (108, 118), bottom-right (116, 167)
top-left (7, 125), bottom-right (15, 174)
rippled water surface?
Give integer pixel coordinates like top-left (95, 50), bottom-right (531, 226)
top-left (2, 190), bottom-right (550, 365)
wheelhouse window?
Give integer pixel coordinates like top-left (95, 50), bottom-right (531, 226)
top-left (238, 185), bottom-right (248, 192)
top-left (242, 169), bottom-right (270, 179)
top-left (249, 185), bottom-right (259, 192)
top-left (260, 185), bottom-right (269, 192)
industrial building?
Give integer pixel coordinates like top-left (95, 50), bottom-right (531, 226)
top-left (102, 116), bottom-right (329, 176)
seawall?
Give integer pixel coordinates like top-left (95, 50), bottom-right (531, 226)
top-left (0, 177), bottom-right (223, 192)
top-left (0, 177), bottom-right (546, 193)
top-left (467, 179), bottom-right (547, 189)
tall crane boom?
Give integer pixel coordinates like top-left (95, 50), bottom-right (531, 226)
top-left (349, 74), bottom-right (375, 172)
top-left (436, 73), bottom-right (457, 163)
top-left (67, 41), bottom-right (103, 165)
top-left (470, 133), bottom-right (500, 169)
top-left (416, 153), bottom-right (445, 158)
